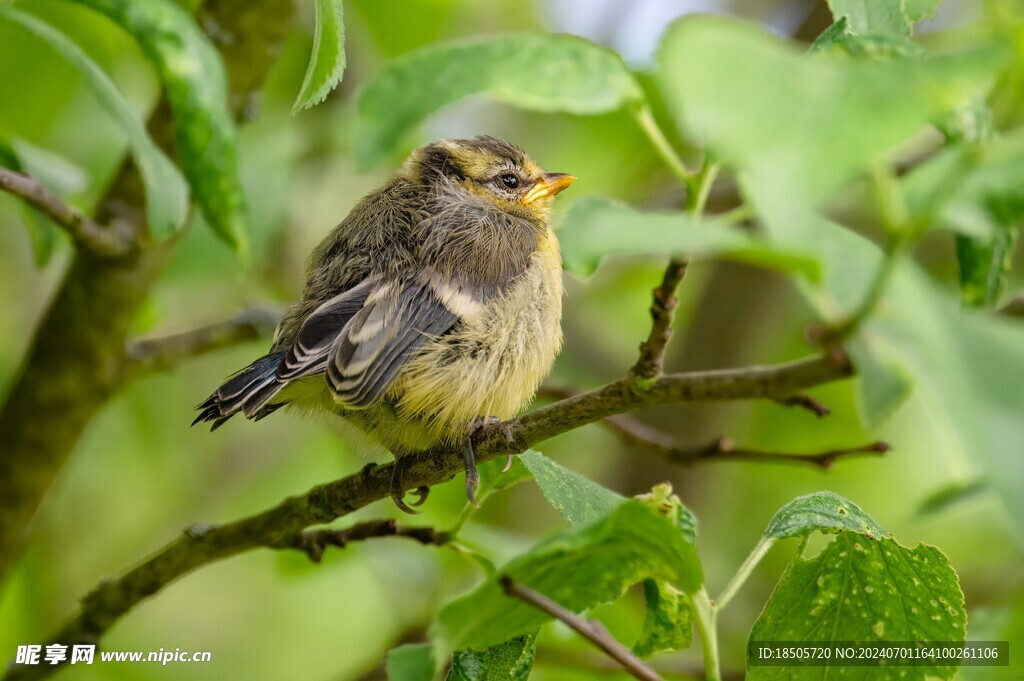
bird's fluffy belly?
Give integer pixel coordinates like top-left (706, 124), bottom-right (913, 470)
top-left (383, 247), bottom-right (563, 453)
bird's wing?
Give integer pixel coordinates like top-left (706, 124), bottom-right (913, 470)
top-left (279, 273), bottom-right (485, 408)
top-left (325, 274), bottom-right (476, 408)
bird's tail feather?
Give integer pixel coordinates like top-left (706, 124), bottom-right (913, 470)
top-left (193, 351), bottom-right (288, 431)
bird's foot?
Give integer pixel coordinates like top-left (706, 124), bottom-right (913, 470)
top-left (389, 457), bottom-right (422, 515)
top-left (462, 416), bottom-right (502, 508)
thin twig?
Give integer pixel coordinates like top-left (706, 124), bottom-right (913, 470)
top-left (0, 166), bottom-right (135, 257)
top-left (632, 259), bottom-right (688, 378)
top-left (500, 576), bottom-right (662, 681)
top-left (600, 415), bottom-right (887, 468)
top-left (123, 306), bottom-right (283, 377)
top-left (773, 394), bottom-right (831, 417)
top-left (668, 437), bottom-right (890, 468)
top-left (282, 519), bottom-right (449, 563)
top-left (6, 353), bottom-right (853, 681)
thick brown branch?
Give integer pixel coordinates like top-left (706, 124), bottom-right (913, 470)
top-left (123, 306), bottom-right (282, 377)
top-left (631, 259), bottom-right (688, 378)
top-left (0, 167), bottom-right (135, 257)
top-left (283, 519), bottom-right (449, 563)
top-left (500, 576), bottom-right (662, 681)
top-left (2, 352), bottom-right (853, 681)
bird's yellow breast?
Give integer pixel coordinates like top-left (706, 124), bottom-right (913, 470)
top-left (383, 228), bottom-right (563, 450)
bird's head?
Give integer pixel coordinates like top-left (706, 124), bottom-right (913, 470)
top-left (403, 136), bottom-right (575, 221)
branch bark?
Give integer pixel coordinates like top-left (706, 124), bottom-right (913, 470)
top-left (0, 167), bottom-right (135, 256)
top-left (0, 0), bottom-right (295, 583)
top-left (2, 352), bottom-right (852, 680)
top-left (631, 259), bottom-right (688, 378)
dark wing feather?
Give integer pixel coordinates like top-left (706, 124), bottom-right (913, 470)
top-left (277, 280), bottom-right (373, 381)
top-left (326, 281), bottom-right (459, 407)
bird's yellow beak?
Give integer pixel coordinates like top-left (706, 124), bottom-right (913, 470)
top-left (523, 173), bottom-right (576, 204)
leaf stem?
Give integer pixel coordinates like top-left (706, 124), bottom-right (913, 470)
top-left (687, 160), bottom-right (720, 217)
top-left (630, 104), bottom-right (694, 189)
top-left (693, 588), bottom-right (721, 681)
top-left (714, 537), bottom-right (775, 612)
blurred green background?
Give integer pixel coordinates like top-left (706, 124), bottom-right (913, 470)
top-left (0, 1), bottom-right (1021, 679)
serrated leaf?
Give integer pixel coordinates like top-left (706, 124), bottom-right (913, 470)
top-left (433, 500), bottom-right (703, 652)
top-left (354, 33), bottom-right (643, 168)
top-left (748, 534), bottom-right (966, 681)
top-left (74, 0), bottom-right (246, 251)
top-left (0, 5), bottom-right (188, 237)
top-left (519, 450), bottom-right (623, 527)
top-left (763, 491), bottom-right (891, 541)
top-left (633, 579), bottom-right (693, 659)
top-left (826, 0), bottom-right (911, 38)
top-left (386, 643), bottom-right (434, 681)
top-left (558, 197), bottom-right (820, 280)
top-left (447, 632), bottom-right (537, 681)
top-left (659, 17), bottom-right (1005, 212)
top-left (292, 0), bottom-right (345, 113)
top-left (904, 0), bottom-right (941, 24)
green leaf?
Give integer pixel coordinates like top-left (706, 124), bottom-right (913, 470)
top-left (903, 0), bottom-right (942, 25)
top-left (354, 33), bottom-right (643, 168)
top-left (433, 500), bottom-right (703, 652)
top-left (74, 0), bottom-right (246, 251)
top-left (872, 264), bottom-right (1024, 543)
top-left (659, 16), bottom-right (1005, 212)
top-left (633, 579), bottom-right (693, 659)
top-left (956, 228), bottom-right (1019, 307)
top-left (291, 0), bottom-right (345, 113)
top-left (916, 479), bottom-right (988, 517)
top-left (763, 491), bottom-right (891, 541)
top-left (519, 450), bottom-right (623, 527)
top-left (826, 0), bottom-right (911, 38)
top-left (0, 5), bottom-right (188, 237)
top-left (847, 334), bottom-right (916, 426)
top-left (558, 197), bottom-right (820, 280)
top-left (748, 534), bottom-right (966, 681)
top-left (447, 632), bottom-right (538, 681)
top-left (386, 643), bottom-right (435, 681)
top-left (0, 138), bottom-right (58, 265)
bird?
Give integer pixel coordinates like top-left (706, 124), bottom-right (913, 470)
top-left (193, 136), bottom-right (574, 513)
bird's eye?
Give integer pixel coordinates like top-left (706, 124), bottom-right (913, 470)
top-left (499, 173), bottom-right (519, 189)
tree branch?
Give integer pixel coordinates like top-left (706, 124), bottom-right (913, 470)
top-left (500, 576), bottom-right (662, 681)
top-left (2, 352), bottom-right (852, 681)
top-left (631, 259), bottom-right (688, 378)
top-left (283, 519), bottom-right (449, 563)
top-left (0, 167), bottom-right (136, 257)
top-left (123, 306), bottom-right (282, 378)
top-left (597, 413), bottom-right (887, 468)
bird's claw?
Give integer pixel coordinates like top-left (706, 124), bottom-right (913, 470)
top-left (409, 485), bottom-right (430, 507)
top-left (465, 467), bottom-right (481, 508)
top-left (390, 490), bottom-right (421, 515)
top-left (502, 453), bottom-right (515, 473)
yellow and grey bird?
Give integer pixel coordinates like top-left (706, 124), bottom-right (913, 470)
top-left (194, 136), bottom-right (574, 512)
